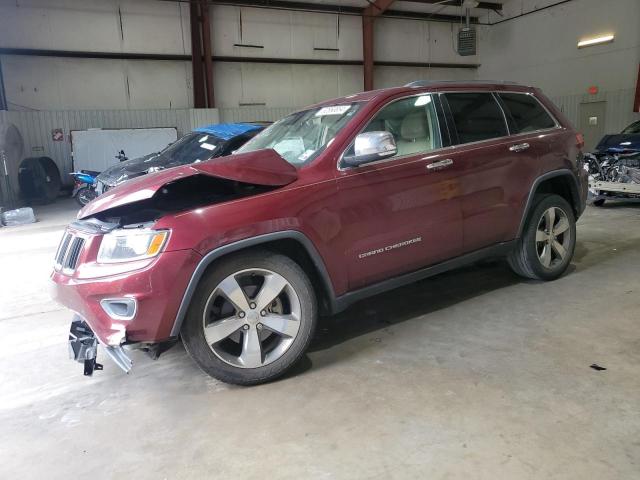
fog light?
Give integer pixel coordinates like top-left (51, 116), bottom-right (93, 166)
top-left (100, 298), bottom-right (137, 320)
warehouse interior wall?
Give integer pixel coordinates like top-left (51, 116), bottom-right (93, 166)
top-left (1, 0), bottom-right (637, 130)
top-left (479, 0), bottom-right (640, 131)
top-left (0, 0), bottom-right (479, 111)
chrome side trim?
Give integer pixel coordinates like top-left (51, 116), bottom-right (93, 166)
top-left (509, 142), bottom-right (531, 152)
top-left (426, 158), bottom-right (454, 170)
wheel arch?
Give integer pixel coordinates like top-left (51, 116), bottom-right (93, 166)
top-left (517, 169), bottom-right (580, 238)
top-left (169, 231), bottom-right (336, 337)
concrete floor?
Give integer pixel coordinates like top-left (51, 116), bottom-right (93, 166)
top-left (1, 197), bottom-right (639, 479)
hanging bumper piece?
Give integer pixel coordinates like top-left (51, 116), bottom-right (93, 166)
top-left (68, 316), bottom-right (132, 375)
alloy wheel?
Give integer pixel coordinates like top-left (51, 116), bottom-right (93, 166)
top-left (202, 268), bottom-right (301, 368)
top-left (535, 206), bottom-right (572, 269)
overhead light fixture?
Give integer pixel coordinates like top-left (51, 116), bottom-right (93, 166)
top-left (577, 34), bottom-right (614, 48)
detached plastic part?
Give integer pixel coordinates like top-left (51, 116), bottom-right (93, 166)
top-left (68, 317), bottom-right (103, 376)
top-left (2, 207), bottom-right (36, 226)
top-left (68, 316), bottom-right (133, 375)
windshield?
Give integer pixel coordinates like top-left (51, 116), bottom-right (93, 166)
top-left (154, 132), bottom-right (225, 165)
top-left (236, 103), bottom-right (362, 165)
top-left (621, 121), bottom-right (640, 134)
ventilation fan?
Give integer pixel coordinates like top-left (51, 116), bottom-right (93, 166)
top-left (457, 0), bottom-right (477, 56)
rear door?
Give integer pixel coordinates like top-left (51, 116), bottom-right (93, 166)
top-left (336, 94), bottom-right (464, 290)
top-left (441, 91), bottom-right (553, 252)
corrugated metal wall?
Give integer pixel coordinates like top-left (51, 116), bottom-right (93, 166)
top-left (550, 89), bottom-right (640, 134)
top-left (218, 107), bottom-right (297, 123)
top-left (0, 108), bottom-right (219, 183)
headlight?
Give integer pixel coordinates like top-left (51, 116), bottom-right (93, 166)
top-left (97, 229), bottom-right (169, 263)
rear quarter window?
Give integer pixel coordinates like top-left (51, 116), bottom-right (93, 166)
top-left (498, 93), bottom-right (557, 134)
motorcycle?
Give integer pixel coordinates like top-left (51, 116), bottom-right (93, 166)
top-left (69, 170), bottom-right (99, 206)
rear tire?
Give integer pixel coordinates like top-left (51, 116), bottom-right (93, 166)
top-left (508, 194), bottom-right (576, 281)
top-left (181, 250), bottom-right (317, 385)
top-left (592, 198), bottom-right (605, 207)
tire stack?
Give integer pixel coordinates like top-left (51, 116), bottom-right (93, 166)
top-left (18, 156), bottom-right (61, 204)
top-left (0, 121), bottom-right (61, 206)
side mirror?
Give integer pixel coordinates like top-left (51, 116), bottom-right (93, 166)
top-left (342, 131), bottom-right (397, 167)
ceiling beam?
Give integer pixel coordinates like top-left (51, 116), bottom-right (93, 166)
top-left (159, 1), bottom-right (479, 24)
top-left (401, 0), bottom-right (502, 11)
top-left (0, 48), bottom-right (480, 69)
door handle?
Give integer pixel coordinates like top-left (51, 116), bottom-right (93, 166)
top-left (426, 158), bottom-right (454, 170)
top-left (509, 142), bottom-right (530, 152)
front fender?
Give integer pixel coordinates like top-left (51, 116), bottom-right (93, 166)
top-left (168, 230), bottom-right (335, 337)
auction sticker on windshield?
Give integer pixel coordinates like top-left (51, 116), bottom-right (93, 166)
top-left (316, 105), bottom-right (351, 116)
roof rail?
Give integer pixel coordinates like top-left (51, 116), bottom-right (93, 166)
top-left (405, 80), bottom-right (521, 87)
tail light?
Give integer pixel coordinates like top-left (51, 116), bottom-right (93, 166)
top-left (576, 133), bottom-right (585, 149)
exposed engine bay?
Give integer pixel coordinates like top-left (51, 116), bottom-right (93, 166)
top-left (584, 151), bottom-right (640, 204)
top-left (86, 174), bottom-right (275, 228)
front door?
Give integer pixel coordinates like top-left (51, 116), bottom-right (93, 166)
top-left (579, 101), bottom-right (607, 151)
top-left (336, 94), bottom-right (464, 290)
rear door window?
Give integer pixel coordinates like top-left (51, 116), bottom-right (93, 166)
top-left (444, 93), bottom-right (508, 144)
top-left (498, 93), bottom-right (556, 134)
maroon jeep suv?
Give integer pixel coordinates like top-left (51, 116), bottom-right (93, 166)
top-left (52, 81), bottom-right (588, 385)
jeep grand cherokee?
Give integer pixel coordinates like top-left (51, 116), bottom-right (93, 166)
top-left (51, 81), bottom-right (588, 385)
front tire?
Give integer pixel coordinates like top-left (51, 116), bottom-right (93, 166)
top-left (76, 187), bottom-right (97, 206)
top-left (181, 250), bottom-right (317, 385)
top-left (508, 194), bottom-right (576, 281)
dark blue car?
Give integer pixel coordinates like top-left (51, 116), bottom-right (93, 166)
top-left (95, 123), bottom-right (268, 192)
top-left (595, 120), bottom-right (640, 153)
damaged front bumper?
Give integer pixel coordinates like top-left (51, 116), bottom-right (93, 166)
top-left (69, 316), bottom-right (133, 375)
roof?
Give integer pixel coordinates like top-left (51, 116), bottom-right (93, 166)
top-left (193, 123), bottom-right (263, 140)
top-left (308, 80), bottom-right (535, 109)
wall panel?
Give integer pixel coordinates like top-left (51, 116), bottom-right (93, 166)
top-left (0, 108), bottom-right (219, 184)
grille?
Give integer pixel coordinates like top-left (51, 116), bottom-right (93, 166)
top-left (54, 232), bottom-right (85, 272)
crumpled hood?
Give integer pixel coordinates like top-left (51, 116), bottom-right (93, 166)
top-left (79, 149), bottom-right (298, 219)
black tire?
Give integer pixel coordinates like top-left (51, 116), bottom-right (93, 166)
top-left (508, 194), bottom-right (576, 281)
top-left (592, 198), bottom-right (605, 207)
top-left (181, 250), bottom-right (317, 386)
top-left (76, 187), bottom-right (97, 206)
top-left (18, 157), bottom-right (61, 204)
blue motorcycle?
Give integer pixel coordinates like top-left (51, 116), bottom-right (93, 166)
top-left (69, 170), bottom-right (99, 206)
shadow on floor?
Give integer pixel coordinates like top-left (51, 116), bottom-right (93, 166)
top-left (308, 259), bottom-right (519, 355)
